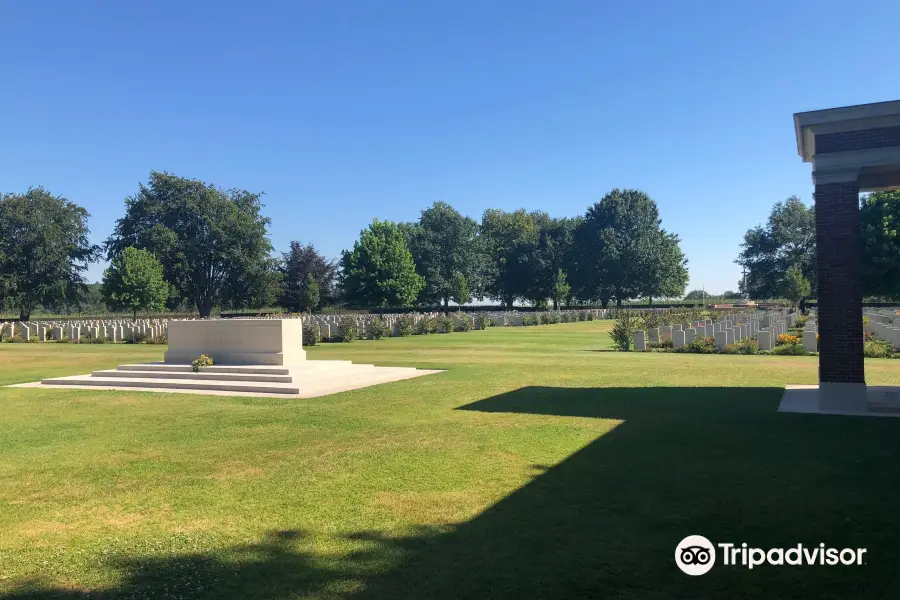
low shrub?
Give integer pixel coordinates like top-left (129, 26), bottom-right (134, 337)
top-left (457, 317), bottom-right (473, 332)
top-left (776, 333), bottom-right (800, 346)
top-left (676, 336), bottom-right (717, 354)
top-left (548, 312), bottom-right (561, 324)
top-left (522, 314), bottom-right (539, 326)
top-left (81, 334), bottom-right (109, 344)
top-left (864, 338), bottom-right (893, 358)
top-left (863, 316), bottom-right (871, 328)
top-left (609, 310), bottom-right (640, 351)
top-left (418, 315), bottom-right (438, 335)
top-left (192, 354), bottom-right (214, 372)
top-left (476, 314), bottom-right (492, 330)
top-left (559, 312), bottom-right (570, 323)
top-left (3, 335), bottom-right (26, 343)
top-left (126, 332), bottom-right (147, 344)
top-left (720, 343), bottom-right (741, 355)
top-left (339, 319), bottom-right (359, 342)
top-left (367, 316), bottom-right (390, 340)
top-left (578, 311), bottom-right (588, 322)
top-left (586, 312), bottom-right (594, 321)
top-left (654, 339), bottom-right (674, 349)
top-left (303, 324), bottom-right (322, 346)
top-left (438, 315), bottom-right (455, 333)
top-left (146, 334), bottom-right (168, 345)
top-left (539, 313), bottom-right (551, 325)
top-left (772, 342), bottom-right (807, 356)
top-left (794, 315), bottom-right (808, 328)
top-left (397, 315), bottom-right (415, 337)
top-left (738, 337), bottom-right (759, 355)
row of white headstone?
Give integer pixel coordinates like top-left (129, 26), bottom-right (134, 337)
top-left (633, 310), bottom-right (797, 351)
top-left (863, 309), bottom-right (900, 349)
top-left (298, 309), bottom-right (611, 339)
top-left (0, 318), bottom-right (168, 343)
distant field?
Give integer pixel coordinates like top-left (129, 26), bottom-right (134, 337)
top-left (2, 321), bottom-right (899, 599)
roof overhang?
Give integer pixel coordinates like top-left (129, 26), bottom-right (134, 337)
top-left (794, 100), bottom-right (900, 162)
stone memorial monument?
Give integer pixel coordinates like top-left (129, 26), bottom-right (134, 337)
top-left (164, 319), bottom-right (306, 365)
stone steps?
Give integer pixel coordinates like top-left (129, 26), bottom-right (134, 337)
top-left (92, 370), bottom-right (296, 383)
top-left (41, 375), bottom-right (303, 395)
top-left (114, 362), bottom-right (359, 375)
top-left (36, 361), bottom-right (439, 398)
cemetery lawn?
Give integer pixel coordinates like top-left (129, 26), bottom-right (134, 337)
top-left (2, 320), bottom-right (900, 599)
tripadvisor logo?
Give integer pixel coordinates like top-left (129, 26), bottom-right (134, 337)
top-left (675, 535), bottom-right (867, 576)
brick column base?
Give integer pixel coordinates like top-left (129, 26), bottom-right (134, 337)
top-left (814, 181), bottom-right (864, 384)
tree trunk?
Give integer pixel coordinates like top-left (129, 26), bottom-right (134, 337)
top-left (648, 296), bottom-right (653, 306)
top-left (19, 309), bottom-right (30, 322)
top-left (443, 297), bottom-right (449, 310)
top-left (198, 296), bottom-right (214, 319)
top-left (133, 308), bottom-right (138, 323)
top-left (553, 299), bottom-right (559, 310)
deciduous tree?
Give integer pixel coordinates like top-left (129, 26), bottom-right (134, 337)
top-left (480, 209), bottom-right (537, 308)
top-left (450, 271), bottom-right (471, 309)
top-left (280, 242), bottom-right (338, 311)
top-left (553, 269), bottom-right (571, 310)
top-left (781, 264), bottom-right (811, 307)
top-left (405, 202), bottom-right (487, 307)
top-left (0, 187), bottom-right (99, 320)
top-left (100, 247), bottom-right (170, 321)
top-left (105, 172), bottom-right (273, 317)
top-left (340, 219), bottom-right (424, 308)
top-left (861, 190), bottom-right (900, 298)
top-left (736, 196), bottom-right (815, 299)
top-left (301, 273), bottom-right (320, 314)
top-left (572, 189), bottom-right (682, 308)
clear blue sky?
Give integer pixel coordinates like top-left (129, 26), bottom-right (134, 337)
top-left (2, 1), bottom-right (898, 294)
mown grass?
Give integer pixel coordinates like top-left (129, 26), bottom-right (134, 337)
top-left (1, 321), bottom-right (899, 599)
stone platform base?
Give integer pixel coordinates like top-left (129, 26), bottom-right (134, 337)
top-left (779, 384), bottom-right (900, 418)
top-left (11, 361), bottom-right (442, 399)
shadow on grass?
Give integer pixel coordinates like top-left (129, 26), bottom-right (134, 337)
top-left (6, 387), bottom-right (900, 599)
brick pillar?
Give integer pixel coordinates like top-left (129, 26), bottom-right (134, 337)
top-left (814, 181), bottom-right (864, 384)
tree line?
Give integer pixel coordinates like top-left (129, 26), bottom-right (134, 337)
top-left (735, 192), bottom-right (900, 306)
top-left (0, 172), bottom-right (689, 320)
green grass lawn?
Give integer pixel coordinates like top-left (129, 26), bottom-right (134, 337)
top-left (2, 321), bottom-right (900, 599)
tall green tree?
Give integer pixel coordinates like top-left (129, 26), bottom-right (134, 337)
top-left (105, 172), bottom-right (274, 317)
top-left (340, 219), bottom-right (425, 308)
top-left (301, 272), bottom-right (321, 314)
top-left (736, 196), bottom-right (815, 299)
top-left (552, 268), bottom-right (572, 310)
top-left (280, 241), bottom-right (338, 311)
top-left (100, 247), bottom-right (170, 321)
top-left (861, 190), bottom-right (900, 298)
top-left (450, 271), bottom-right (471, 309)
top-left (405, 202), bottom-right (487, 307)
top-left (781, 264), bottom-right (811, 307)
top-left (572, 189), bottom-right (681, 308)
top-left (480, 209), bottom-right (537, 308)
top-left (0, 187), bottom-right (99, 320)
top-left (637, 231), bottom-right (689, 303)
top-left (520, 214), bottom-right (579, 307)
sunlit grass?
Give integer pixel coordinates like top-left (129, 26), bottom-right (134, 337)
top-left (2, 321), bottom-right (900, 598)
